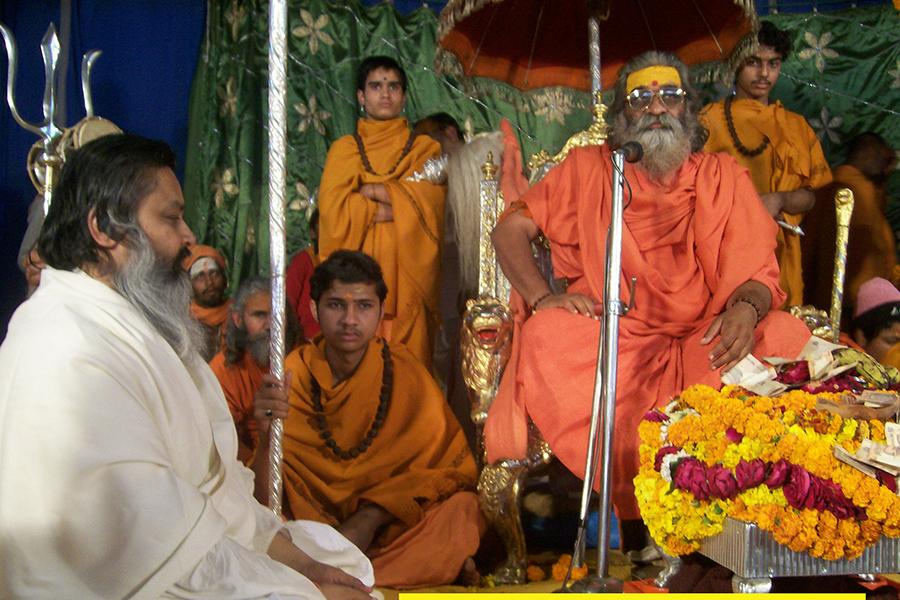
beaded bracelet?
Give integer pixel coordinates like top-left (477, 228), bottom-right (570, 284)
top-left (531, 291), bottom-right (553, 312)
top-left (733, 297), bottom-right (763, 325)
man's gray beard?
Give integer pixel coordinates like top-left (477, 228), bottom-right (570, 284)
top-left (113, 233), bottom-right (205, 364)
top-left (247, 331), bottom-right (270, 368)
top-left (614, 112), bottom-right (692, 182)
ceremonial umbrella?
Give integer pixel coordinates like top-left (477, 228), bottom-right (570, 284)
top-left (436, 0), bottom-right (757, 93)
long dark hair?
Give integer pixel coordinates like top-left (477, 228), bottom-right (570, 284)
top-left (37, 133), bottom-right (176, 271)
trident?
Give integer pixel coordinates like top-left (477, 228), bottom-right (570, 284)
top-left (1, 22), bottom-right (103, 215)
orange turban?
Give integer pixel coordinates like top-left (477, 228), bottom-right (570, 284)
top-left (183, 245), bottom-right (227, 277)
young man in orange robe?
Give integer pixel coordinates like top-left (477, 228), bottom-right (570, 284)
top-left (183, 244), bottom-right (231, 360)
top-left (317, 56), bottom-right (445, 370)
top-left (487, 52), bottom-right (813, 542)
top-left (701, 22), bottom-right (832, 307)
top-left (254, 250), bottom-right (483, 588)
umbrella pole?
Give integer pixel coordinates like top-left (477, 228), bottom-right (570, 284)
top-left (589, 16), bottom-right (601, 100)
top-left (567, 150), bottom-right (632, 594)
top-left (266, 0), bottom-right (288, 516)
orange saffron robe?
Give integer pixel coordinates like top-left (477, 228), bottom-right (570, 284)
top-left (802, 164), bottom-right (897, 315)
top-left (282, 338), bottom-right (483, 587)
top-left (485, 145), bottom-right (812, 520)
top-left (318, 118), bottom-right (445, 369)
top-left (702, 98), bottom-right (833, 306)
top-left (209, 350), bottom-right (265, 465)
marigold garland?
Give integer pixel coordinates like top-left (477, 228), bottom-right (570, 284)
top-left (635, 384), bottom-right (900, 560)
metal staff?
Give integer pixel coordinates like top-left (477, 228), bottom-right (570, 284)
top-left (266, 0), bottom-right (289, 515)
top-left (569, 141), bottom-right (642, 593)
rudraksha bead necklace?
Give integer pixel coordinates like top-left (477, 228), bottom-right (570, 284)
top-left (310, 342), bottom-right (393, 460)
top-left (354, 131), bottom-right (416, 176)
top-left (724, 95), bottom-right (770, 158)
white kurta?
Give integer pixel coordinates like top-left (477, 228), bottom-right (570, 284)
top-left (0, 269), bottom-right (374, 599)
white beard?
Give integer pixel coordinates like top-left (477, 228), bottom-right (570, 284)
top-left (113, 232), bottom-right (204, 363)
top-left (615, 112), bottom-right (692, 182)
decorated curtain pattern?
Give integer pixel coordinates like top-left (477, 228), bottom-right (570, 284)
top-left (184, 1), bottom-right (899, 287)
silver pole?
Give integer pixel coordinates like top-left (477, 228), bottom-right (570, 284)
top-left (569, 151), bottom-right (631, 594)
top-left (266, 0), bottom-right (288, 515)
top-left (589, 16), bottom-right (601, 99)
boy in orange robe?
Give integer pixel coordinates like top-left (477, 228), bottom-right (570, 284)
top-left (253, 251), bottom-right (483, 588)
top-left (318, 56), bottom-right (445, 370)
top-left (487, 53), bottom-right (812, 534)
top-left (701, 21), bottom-right (832, 307)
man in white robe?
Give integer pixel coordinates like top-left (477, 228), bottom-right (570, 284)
top-left (0, 134), bottom-right (375, 599)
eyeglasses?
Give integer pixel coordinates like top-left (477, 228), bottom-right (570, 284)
top-left (625, 86), bottom-right (686, 111)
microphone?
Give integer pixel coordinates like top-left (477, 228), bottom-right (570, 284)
top-left (614, 142), bottom-right (643, 163)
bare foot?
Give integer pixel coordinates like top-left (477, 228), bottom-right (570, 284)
top-left (457, 557), bottom-right (480, 587)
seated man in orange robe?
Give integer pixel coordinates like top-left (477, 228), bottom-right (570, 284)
top-left (318, 56), bottom-right (445, 370)
top-left (184, 244), bottom-right (231, 361)
top-left (487, 52), bottom-right (813, 545)
top-left (803, 133), bottom-right (898, 318)
top-left (210, 276), bottom-right (300, 466)
top-left (254, 250), bottom-right (484, 588)
top-left (701, 21), bottom-right (832, 307)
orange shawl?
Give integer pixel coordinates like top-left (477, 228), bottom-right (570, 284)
top-left (485, 143), bottom-right (811, 518)
top-left (702, 99), bottom-right (833, 306)
top-left (282, 338), bottom-right (476, 544)
top-left (317, 118), bottom-right (445, 368)
top-left (209, 350), bottom-right (265, 465)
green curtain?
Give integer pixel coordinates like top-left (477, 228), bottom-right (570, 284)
top-left (183, 1), bottom-right (900, 287)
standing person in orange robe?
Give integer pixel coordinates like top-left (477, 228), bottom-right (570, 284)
top-left (210, 277), bottom-right (300, 466)
top-left (486, 52), bottom-right (812, 543)
top-left (701, 21), bottom-right (832, 307)
top-left (183, 244), bottom-right (231, 360)
top-left (253, 251), bottom-right (484, 588)
top-left (802, 133), bottom-right (898, 317)
top-left (318, 56), bottom-right (445, 370)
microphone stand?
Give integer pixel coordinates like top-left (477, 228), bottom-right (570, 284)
top-left (567, 145), bottom-right (638, 593)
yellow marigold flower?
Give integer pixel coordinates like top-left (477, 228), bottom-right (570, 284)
top-left (861, 519), bottom-right (882, 544)
top-left (527, 565), bottom-right (546, 582)
top-left (667, 416), bottom-right (703, 447)
top-left (551, 554), bottom-right (588, 582)
top-left (638, 421), bottom-right (662, 446)
top-left (788, 534), bottom-right (814, 553)
top-left (870, 420), bottom-right (886, 442)
top-left (836, 418), bottom-right (858, 443)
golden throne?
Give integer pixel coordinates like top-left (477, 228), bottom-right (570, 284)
top-left (461, 101), bottom-right (856, 585)
top-left (460, 101), bottom-right (610, 584)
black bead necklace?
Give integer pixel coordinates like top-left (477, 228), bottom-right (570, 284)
top-left (310, 342), bottom-right (393, 460)
top-left (354, 130), bottom-right (416, 176)
top-left (724, 95), bottom-right (770, 158)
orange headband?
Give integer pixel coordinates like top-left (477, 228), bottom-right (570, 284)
top-left (625, 66), bottom-right (681, 93)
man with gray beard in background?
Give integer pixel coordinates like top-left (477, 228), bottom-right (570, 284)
top-left (486, 51), bottom-right (812, 552)
top-left (0, 134), bottom-right (376, 599)
top-left (210, 276), bottom-right (302, 468)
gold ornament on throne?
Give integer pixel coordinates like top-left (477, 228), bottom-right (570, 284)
top-left (460, 109), bottom-right (607, 584)
top-left (788, 187), bottom-right (854, 342)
